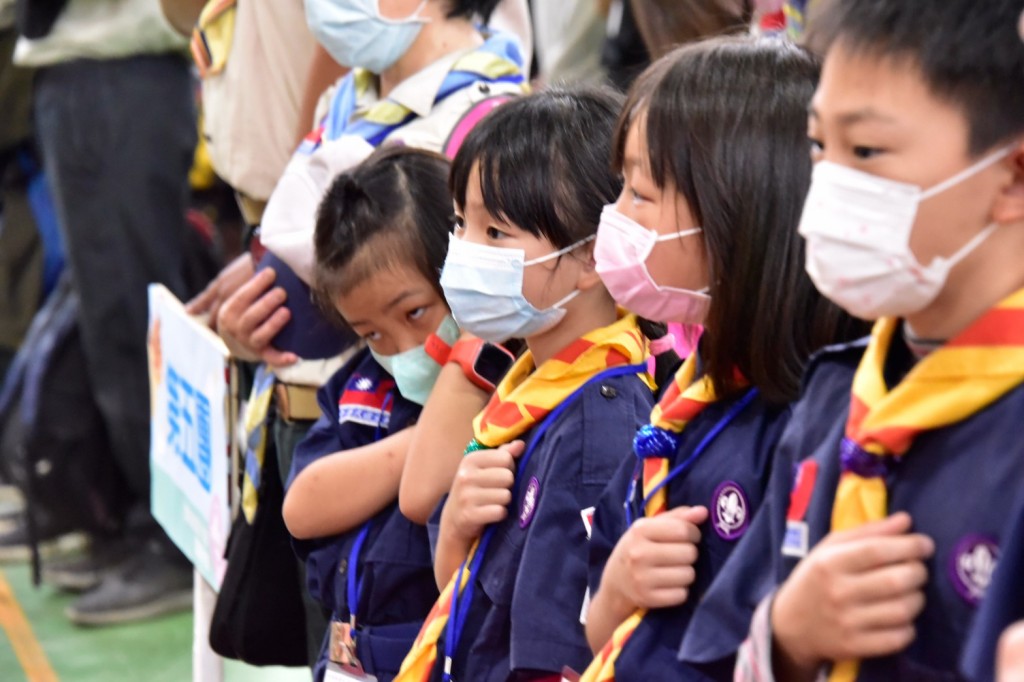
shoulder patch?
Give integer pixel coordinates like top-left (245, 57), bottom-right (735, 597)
top-left (782, 460), bottom-right (818, 558)
top-left (338, 373), bottom-right (396, 429)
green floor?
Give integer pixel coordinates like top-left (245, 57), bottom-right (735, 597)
top-left (0, 563), bottom-right (310, 682)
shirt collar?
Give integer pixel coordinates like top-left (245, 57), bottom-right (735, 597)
top-left (357, 46), bottom-right (475, 118)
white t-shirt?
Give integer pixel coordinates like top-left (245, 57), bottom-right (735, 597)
top-left (14, 0), bottom-right (185, 67)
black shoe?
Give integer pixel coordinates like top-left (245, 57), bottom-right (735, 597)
top-left (0, 514), bottom-right (88, 564)
top-left (42, 535), bottom-right (134, 593)
top-left (65, 537), bottom-right (192, 627)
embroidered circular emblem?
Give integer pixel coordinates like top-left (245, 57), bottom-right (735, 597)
top-left (949, 535), bottom-right (1000, 606)
top-left (519, 477), bottom-right (540, 529)
top-left (712, 481), bottom-right (750, 541)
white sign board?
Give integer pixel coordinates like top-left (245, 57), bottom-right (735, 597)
top-left (148, 284), bottom-right (234, 591)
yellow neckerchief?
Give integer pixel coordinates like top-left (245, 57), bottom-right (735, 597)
top-left (396, 314), bottom-right (653, 682)
top-left (830, 287), bottom-right (1024, 682)
top-left (581, 354), bottom-right (741, 681)
top-left (471, 313), bottom-right (654, 448)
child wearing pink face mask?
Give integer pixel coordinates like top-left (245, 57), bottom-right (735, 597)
top-left (576, 36), bottom-right (866, 681)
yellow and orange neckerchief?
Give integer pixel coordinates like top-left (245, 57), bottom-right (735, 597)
top-left (396, 314), bottom-right (652, 682)
top-left (581, 353), bottom-right (736, 681)
top-left (829, 288), bottom-right (1024, 681)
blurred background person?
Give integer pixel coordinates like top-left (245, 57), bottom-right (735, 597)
top-left (12, 0), bottom-right (197, 626)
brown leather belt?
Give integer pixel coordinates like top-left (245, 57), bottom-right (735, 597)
top-left (273, 383), bottom-right (321, 422)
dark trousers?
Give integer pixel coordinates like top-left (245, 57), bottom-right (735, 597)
top-left (273, 414), bottom-right (331, 668)
top-left (34, 54), bottom-right (196, 504)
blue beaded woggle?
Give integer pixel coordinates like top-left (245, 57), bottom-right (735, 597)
top-left (632, 423), bottom-right (681, 460)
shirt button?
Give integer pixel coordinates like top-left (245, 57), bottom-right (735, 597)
top-left (600, 385), bottom-right (617, 399)
top-left (338, 559), bottom-right (348, 576)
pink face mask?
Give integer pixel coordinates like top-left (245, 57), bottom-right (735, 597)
top-left (595, 204), bottom-right (710, 324)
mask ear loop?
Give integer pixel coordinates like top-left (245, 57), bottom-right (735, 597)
top-left (373, 0), bottom-right (430, 25)
top-left (654, 227), bottom-right (703, 242)
top-left (523, 234), bottom-right (597, 267)
top-left (932, 221), bottom-right (1000, 270)
top-left (648, 226), bottom-right (710, 295)
top-left (918, 144), bottom-right (1017, 268)
top-left (921, 144), bottom-right (1017, 200)
top-left (523, 235), bottom-right (597, 312)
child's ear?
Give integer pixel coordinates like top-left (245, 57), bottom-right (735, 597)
top-left (991, 142), bottom-right (1024, 225)
top-left (574, 244), bottom-right (604, 291)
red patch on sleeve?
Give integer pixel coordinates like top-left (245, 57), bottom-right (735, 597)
top-left (786, 460), bottom-right (818, 522)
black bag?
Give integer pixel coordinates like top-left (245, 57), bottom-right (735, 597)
top-left (208, 430), bottom-right (309, 666)
top-left (0, 277), bottom-right (127, 530)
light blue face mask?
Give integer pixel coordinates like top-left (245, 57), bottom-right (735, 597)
top-left (304, 0), bottom-right (428, 74)
top-left (439, 233), bottom-right (594, 344)
top-left (369, 314), bottom-right (459, 405)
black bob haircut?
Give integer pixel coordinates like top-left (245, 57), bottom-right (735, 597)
top-left (613, 36), bottom-right (868, 405)
top-left (446, 0), bottom-right (501, 21)
top-left (314, 146), bottom-right (452, 315)
top-left (806, 0), bottom-right (1024, 155)
top-left (450, 87), bottom-right (626, 250)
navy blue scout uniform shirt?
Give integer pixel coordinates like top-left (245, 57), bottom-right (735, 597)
top-left (430, 372), bottom-right (654, 682)
top-left (287, 349), bottom-right (437, 682)
top-left (587, 386), bottom-right (791, 682)
top-left (962, 491), bottom-right (1024, 682)
top-left (681, 334), bottom-right (1024, 680)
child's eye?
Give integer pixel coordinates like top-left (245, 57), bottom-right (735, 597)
top-left (363, 330), bottom-right (382, 342)
top-left (853, 145), bottom-right (883, 160)
top-left (407, 306), bottom-right (426, 322)
top-left (808, 137), bottom-right (824, 156)
top-left (452, 215), bottom-right (465, 232)
top-left (630, 187), bottom-right (648, 206)
top-left (486, 226), bottom-right (508, 240)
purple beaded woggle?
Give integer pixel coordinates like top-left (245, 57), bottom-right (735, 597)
top-left (633, 423), bottom-right (681, 460)
top-left (839, 437), bottom-right (890, 478)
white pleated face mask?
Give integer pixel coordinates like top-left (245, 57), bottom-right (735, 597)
top-left (439, 233), bottom-right (594, 344)
top-left (798, 145), bottom-right (1014, 319)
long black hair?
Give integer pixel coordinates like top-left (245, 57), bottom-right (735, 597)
top-left (613, 36), bottom-right (868, 404)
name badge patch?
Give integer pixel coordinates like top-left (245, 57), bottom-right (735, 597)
top-left (782, 520), bottom-right (809, 558)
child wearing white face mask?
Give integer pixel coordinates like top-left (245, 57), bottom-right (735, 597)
top-left (680, 1), bottom-right (1024, 680)
top-left (573, 37), bottom-right (866, 682)
top-left (395, 88), bottom-right (658, 682)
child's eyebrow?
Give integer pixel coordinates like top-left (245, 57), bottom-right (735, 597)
top-left (383, 289), bottom-right (422, 313)
top-left (808, 104), bottom-right (900, 127)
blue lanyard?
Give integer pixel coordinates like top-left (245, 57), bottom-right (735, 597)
top-left (442, 363), bottom-right (648, 682)
top-left (345, 392), bottom-right (395, 630)
top-left (624, 388), bottom-right (759, 527)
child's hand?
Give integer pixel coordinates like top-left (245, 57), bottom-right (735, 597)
top-left (998, 621), bottom-right (1024, 682)
top-left (771, 512), bottom-right (934, 678)
top-left (602, 506), bottom-right (708, 613)
top-left (447, 441), bottom-right (526, 541)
